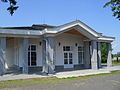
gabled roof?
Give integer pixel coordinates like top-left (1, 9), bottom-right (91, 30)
top-left (46, 20), bottom-right (115, 41)
top-left (47, 20), bottom-right (102, 37)
top-left (0, 20), bottom-right (115, 42)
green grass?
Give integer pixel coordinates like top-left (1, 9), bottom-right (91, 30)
top-left (102, 62), bottom-right (120, 65)
top-left (0, 70), bottom-right (120, 88)
top-left (112, 62), bottom-right (120, 65)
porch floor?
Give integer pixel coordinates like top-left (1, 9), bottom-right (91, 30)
top-left (54, 65), bottom-right (120, 78)
top-left (0, 65), bottom-right (120, 81)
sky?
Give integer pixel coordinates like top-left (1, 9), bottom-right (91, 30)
top-left (0, 0), bottom-right (120, 54)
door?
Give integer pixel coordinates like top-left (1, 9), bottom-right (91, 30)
top-left (63, 46), bottom-right (73, 68)
top-left (15, 47), bottom-right (19, 66)
top-left (28, 45), bottom-right (37, 67)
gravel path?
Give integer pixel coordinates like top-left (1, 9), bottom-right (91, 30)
top-left (0, 73), bottom-right (120, 90)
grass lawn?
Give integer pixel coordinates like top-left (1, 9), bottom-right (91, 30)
top-left (0, 71), bottom-right (120, 88)
top-left (102, 62), bottom-right (120, 65)
top-left (112, 62), bottom-right (120, 65)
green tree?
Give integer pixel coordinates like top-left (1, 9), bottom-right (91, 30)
top-left (1, 0), bottom-right (18, 15)
top-left (104, 0), bottom-right (120, 20)
top-left (101, 43), bottom-right (108, 63)
top-left (117, 52), bottom-right (120, 57)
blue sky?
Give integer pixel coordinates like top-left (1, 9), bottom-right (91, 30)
top-left (0, 0), bottom-right (120, 54)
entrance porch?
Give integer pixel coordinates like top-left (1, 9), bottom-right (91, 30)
top-left (0, 65), bottom-right (120, 81)
top-left (0, 37), bottom-right (43, 75)
top-left (0, 28), bottom-right (113, 75)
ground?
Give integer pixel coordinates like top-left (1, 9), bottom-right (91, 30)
top-left (102, 62), bottom-right (120, 65)
top-left (0, 71), bottom-right (120, 90)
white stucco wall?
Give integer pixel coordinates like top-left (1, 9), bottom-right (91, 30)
top-left (6, 38), bottom-right (43, 68)
top-left (6, 39), bottom-right (15, 67)
top-left (29, 38), bottom-right (42, 67)
top-left (54, 33), bottom-right (86, 66)
top-left (6, 38), bottom-right (23, 67)
top-left (6, 33), bottom-right (87, 68)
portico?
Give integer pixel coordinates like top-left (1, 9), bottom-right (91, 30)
top-left (0, 20), bottom-right (115, 75)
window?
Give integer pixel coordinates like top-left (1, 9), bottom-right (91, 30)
top-left (69, 53), bottom-right (73, 64)
top-left (63, 46), bottom-right (72, 51)
top-left (28, 45), bottom-right (37, 66)
top-left (63, 46), bottom-right (73, 65)
top-left (64, 53), bottom-right (68, 64)
top-left (78, 46), bottom-right (84, 64)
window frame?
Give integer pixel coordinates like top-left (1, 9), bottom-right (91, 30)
top-left (63, 46), bottom-right (73, 65)
top-left (63, 46), bottom-right (72, 51)
top-left (78, 46), bottom-right (84, 64)
top-left (28, 44), bottom-right (37, 67)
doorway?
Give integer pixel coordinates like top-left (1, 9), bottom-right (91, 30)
top-left (63, 46), bottom-right (73, 68)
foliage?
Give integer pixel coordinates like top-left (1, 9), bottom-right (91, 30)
top-left (101, 43), bottom-right (108, 63)
top-left (113, 52), bottom-right (120, 57)
top-left (113, 54), bottom-right (117, 57)
top-left (1, 0), bottom-right (18, 15)
top-left (1, 0), bottom-right (120, 18)
top-left (104, 0), bottom-right (120, 20)
top-left (117, 52), bottom-right (120, 56)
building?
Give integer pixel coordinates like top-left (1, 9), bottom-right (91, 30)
top-left (0, 20), bottom-right (115, 75)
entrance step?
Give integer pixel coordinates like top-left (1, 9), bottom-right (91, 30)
top-left (5, 65), bottom-right (21, 74)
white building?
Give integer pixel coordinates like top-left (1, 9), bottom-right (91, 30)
top-left (0, 20), bottom-right (115, 75)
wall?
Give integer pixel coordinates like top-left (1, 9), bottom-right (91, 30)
top-left (6, 39), bottom-right (15, 68)
top-left (29, 38), bottom-right (42, 67)
top-left (6, 33), bottom-right (87, 69)
top-left (54, 33), bottom-right (86, 66)
top-left (19, 38), bottom-right (43, 67)
top-left (6, 38), bottom-right (43, 68)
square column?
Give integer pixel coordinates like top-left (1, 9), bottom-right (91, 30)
top-left (42, 40), bottom-right (48, 73)
top-left (22, 38), bottom-right (29, 74)
top-left (107, 43), bottom-right (112, 67)
top-left (46, 37), bottom-right (55, 74)
top-left (44, 37), bottom-right (55, 74)
top-left (0, 38), bottom-right (6, 75)
top-left (91, 40), bottom-right (98, 70)
top-left (97, 42), bottom-right (102, 68)
top-left (84, 41), bottom-right (90, 69)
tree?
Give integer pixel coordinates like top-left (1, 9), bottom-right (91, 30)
top-left (101, 43), bottom-right (108, 63)
top-left (104, 0), bottom-right (120, 20)
top-left (117, 52), bottom-right (120, 57)
top-left (1, 0), bottom-right (120, 19)
top-left (116, 52), bottom-right (120, 62)
top-left (1, 0), bottom-right (18, 15)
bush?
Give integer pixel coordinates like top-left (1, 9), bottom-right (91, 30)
top-left (101, 43), bottom-right (107, 63)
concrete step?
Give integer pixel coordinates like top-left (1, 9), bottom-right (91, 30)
top-left (5, 65), bottom-right (21, 74)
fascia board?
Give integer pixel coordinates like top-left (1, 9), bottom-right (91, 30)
top-left (98, 37), bottom-right (115, 41)
top-left (0, 29), bottom-right (43, 36)
top-left (77, 23), bottom-right (100, 37)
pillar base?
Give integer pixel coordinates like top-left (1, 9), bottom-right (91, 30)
top-left (42, 72), bottom-right (48, 76)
